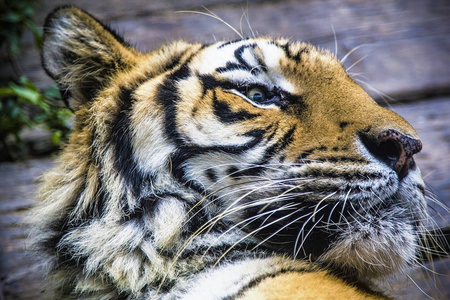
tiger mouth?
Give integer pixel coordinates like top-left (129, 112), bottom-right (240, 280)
top-left (231, 167), bottom-right (424, 264)
top-left (236, 195), bottom-right (421, 282)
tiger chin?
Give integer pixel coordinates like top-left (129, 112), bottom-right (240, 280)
top-left (29, 6), bottom-right (429, 300)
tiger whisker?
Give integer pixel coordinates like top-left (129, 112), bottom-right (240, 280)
top-left (169, 190), bottom-right (305, 264)
top-left (353, 78), bottom-right (395, 107)
top-left (338, 189), bottom-right (352, 225)
top-left (345, 54), bottom-right (369, 73)
top-left (181, 190), bottom-right (307, 256)
top-left (210, 207), bottom-right (307, 267)
top-left (405, 273), bottom-right (435, 300)
top-left (326, 201), bottom-right (342, 231)
top-left (340, 44), bottom-right (367, 64)
top-left (198, 203), bottom-right (301, 260)
top-left (312, 192), bottom-right (337, 222)
top-left (239, 5), bottom-right (256, 38)
top-left (170, 177), bottom-right (291, 236)
top-left (256, 182), bottom-right (313, 214)
top-left (250, 208), bottom-right (314, 252)
top-left (214, 192), bottom-right (307, 228)
top-left (294, 206), bottom-right (329, 259)
top-left (425, 193), bottom-right (450, 215)
top-left (177, 7), bottom-right (243, 39)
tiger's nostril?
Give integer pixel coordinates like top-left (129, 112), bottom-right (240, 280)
top-left (360, 129), bottom-right (422, 180)
top-left (378, 139), bottom-right (401, 167)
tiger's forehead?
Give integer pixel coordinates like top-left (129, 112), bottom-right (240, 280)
top-left (193, 39), bottom-right (284, 72)
top-left (190, 38), bottom-right (296, 92)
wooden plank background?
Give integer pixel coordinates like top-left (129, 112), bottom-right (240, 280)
top-left (1, 0), bottom-right (449, 299)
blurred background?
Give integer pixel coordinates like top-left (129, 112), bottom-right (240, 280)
top-left (0, 0), bottom-right (449, 299)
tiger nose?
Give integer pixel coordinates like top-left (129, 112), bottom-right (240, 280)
top-left (360, 129), bottom-right (422, 180)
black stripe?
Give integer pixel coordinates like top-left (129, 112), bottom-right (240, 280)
top-left (226, 126), bottom-right (274, 179)
top-left (162, 53), bottom-right (185, 72)
top-left (326, 157), bottom-right (367, 164)
top-left (302, 169), bottom-right (378, 181)
top-left (205, 168), bottom-right (220, 182)
top-left (107, 50), bottom-right (189, 204)
top-left (110, 87), bottom-right (152, 204)
top-left (84, 174), bottom-right (107, 218)
top-left (40, 208), bottom-right (91, 282)
top-left (40, 208), bottom-right (75, 257)
top-left (216, 42), bottom-right (267, 75)
top-left (234, 43), bottom-right (259, 75)
top-left (217, 39), bottom-right (245, 49)
top-left (216, 62), bottom-right (250, 74)
top-left (150, 278), bottom-right (178, 294)
top-left (228, 165), bottom-right (264, 179)
top-left (261, 126), bottom-right (296, 163)
top-left (212, 90), bottom-right (260, 123)
top-left (279, 41), bottom-right (309, 63)
top-left (215, 43), bottom-right (261, 74)
top-left (297, 146), bottom-right (322, 161)
top-left (156, 45), bottom-right (208, 143)
top-left (169, 129), bottom-right (265, 193)
top-left (199, 74), bottom-right (237, 91)
top-left (226, 166), bottom-right (239, 178)
top-left (157, 63), bottom-right (193, 144)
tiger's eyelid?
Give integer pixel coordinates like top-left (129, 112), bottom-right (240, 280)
top-left (235, 83), bottom-right (270, 94)
top-left (232, 85), bottom-right (282, 107)
top-left (228, 80), bottom-right (286, 102)
top-left (245, 85), bottom-right (284, 101)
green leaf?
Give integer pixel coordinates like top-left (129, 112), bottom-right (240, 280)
top-left (19, 76), bottom-right (37, 89)
top-left (43, 85), bottom-right (62, 100)
top-left (0, 1), bottom-right (73, 157)
top-left (3, 12), bottom-right (22, 23)
top-left (9, 83), bottom-right (41, 105)
top-left (52, 130), bottom-right (62, 145)
top-left (7, 34), bottom-right (22, 55)
top-left (0, 87), bottom-right (15, 97)
top-left (10, 105), bottom-right (22, 119)
top-left (22, 5), bottom-right (35, 18)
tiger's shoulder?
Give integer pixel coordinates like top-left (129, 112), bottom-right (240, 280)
top-left (239, 271), bottom-right (387, 300)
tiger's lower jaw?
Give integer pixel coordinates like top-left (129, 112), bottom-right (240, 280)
top-left (242, 221), bottom-right (418, 287)
top-left (316, 221), bottom-right (418, 283)
top-left (249, 199), bottom-right (421, 283)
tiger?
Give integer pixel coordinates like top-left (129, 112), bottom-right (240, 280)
top-left (29, 5), bottom-right (434, 299)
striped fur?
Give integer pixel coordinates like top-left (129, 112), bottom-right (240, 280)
top-left (30, 6), bottom-right (431, 299)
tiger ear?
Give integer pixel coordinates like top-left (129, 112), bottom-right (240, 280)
top-left (42, 6), bottom-right (138, 111)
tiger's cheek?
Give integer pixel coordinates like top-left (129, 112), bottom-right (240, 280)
top-left (177, 80), bottom-right (243, 146)
top-left (130, 77), bottom-right (176, 174)
top-left (175, 78), bottom-right (276, 147)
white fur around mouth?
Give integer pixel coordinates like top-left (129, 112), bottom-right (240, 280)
top-left (318, 213), bottom-right (417, 280)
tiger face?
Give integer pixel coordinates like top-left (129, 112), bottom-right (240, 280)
top-left (156, 39), bottom-right (426, 278)
top-left (36, 6), bottom-right (428, 298)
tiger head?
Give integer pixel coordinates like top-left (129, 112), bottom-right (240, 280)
top-left (40, 6), bottom-right (427, 288)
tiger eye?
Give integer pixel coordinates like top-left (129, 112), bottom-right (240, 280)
top-left (247, 87), bottom-right (267, 103)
